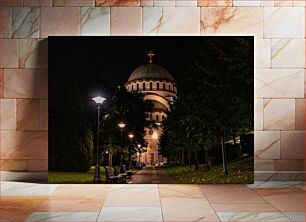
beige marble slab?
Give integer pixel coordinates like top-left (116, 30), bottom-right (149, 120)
top-left (0, 39), bottom-right (18, 68)
top-left (158, 184), bottom-right (204, 198)
top-left (255, 131), bottom-right (280, 160)
top-left (264, 7), bottom-right (305, 38)
top-left (0, 7), bottom-right (11, 38)
top-left (201, 7), bottom-right (263, 38)
top-left (199, 185), bottom-right (266, 204)
top-left (81, 7), bottom-right (110, 36)
top-left (0, 99), bottom-right (16, 131)
top-left (3, 69), bottom-right (48, 99)
top-left (263, 99), bottom-right (295, 130)
top-left (271, 39), bottom-right (305, 68)
top-left (12, 7), bottom-right (39, 38)
top-left (255, 99), bottom-right (263, 130)
top-left (255, 39), bottom-right (271, 68)
top-left (19, 39), bottom-right (48, 68)
top-left (103, 184), bottom-right (160, 207)
top-left (161, 197), bottom-right (219, 221)
top-left (110, 7), bottom-right (142, 35)
top-left (40, 7), bottom-right (80, 38)
top-left (98, 207), bottom-right (162, 221)
top-left (280, 131), bottom-right (304, 160)
top-left (0, 131), bottom-right (48, 159)
top-left (39, 99), bottom-right (48, 130)
top-left (256, 69), bottom-right (304, 98)
top-left (17, 99), bottom-right (40, 130)
top-left (143, 7), bottom-right (200, 35)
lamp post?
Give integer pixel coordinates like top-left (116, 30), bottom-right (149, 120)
top-left (92, 96), bottom-right (106, 184)
top-left (137, 144), bottom-right (141, 163)
top-left (118, 123), bottom-right (126, 165)
top-left (127, 133), bottom-right (134, 170)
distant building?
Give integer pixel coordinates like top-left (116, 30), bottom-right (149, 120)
top-left (125, 50), bottom-right (177, 165)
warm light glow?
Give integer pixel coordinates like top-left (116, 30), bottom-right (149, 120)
top-left (137, 152), bottom-right (139, 156)
top-left (128, 133), bottom-right (134, 139)
top-left (105, 150), bottom-right (109, 154)
top-left (92, 96), bottom-right (106, 104)
top-left (118, 123), bottom-right (126, 128)
top-left (137, 144), bottom-right (141, 148)
top-left (152, 132), bottom-right (158, 140)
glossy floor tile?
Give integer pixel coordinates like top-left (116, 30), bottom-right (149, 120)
top-left (0, 182), bottom-right (304, 222)
top-left (199, 185), bottom-right (266, 204)
top-left (161, 197), bottom-right (219, 221)
top-left (103, 184), bottom-right (161, 207)
top-left (0, 196), bottom-right (48, 221)
top-left (25, 212), bottom-right (99, 221)
top-left (1, 181), bottom-right (58, 196)
top-left (217, 212), bottom-right (291, 221)
top-left (98, 207), bottom-right (163, 221)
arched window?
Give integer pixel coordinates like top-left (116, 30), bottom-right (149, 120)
top-left (137, 83), bottom-right (139, 91)
top-left (157, 82), bottom-right (159, 90)
top-left (168, 84), bottom-right (170, 91)
top-left (150, 82), bottom-right (152, 90)
top-left (163, 83), bottom-right (165, 91)
top-left (162, 115), bottom-right (165, 121)
top-left (156, 114), bottom-right (159, 122)
top-left (143, 82), bottom-right (145, 90)
top-left (131, 84), bottom-right (134, 91)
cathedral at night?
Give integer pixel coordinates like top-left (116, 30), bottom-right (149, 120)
top-left (125, 51), bottom-right (177, 165)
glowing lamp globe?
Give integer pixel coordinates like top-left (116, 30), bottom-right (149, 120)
top-left (92, 96), bottom-right (106, 104)
top-left (118, 123), bottom-right (126, 128)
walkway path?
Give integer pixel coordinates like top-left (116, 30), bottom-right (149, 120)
top-left (131, 166), bottom-right (176, 184)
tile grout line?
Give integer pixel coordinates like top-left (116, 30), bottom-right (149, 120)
top-left (157, 184), bottom-right (165, 222)
top-left (197, 184), bottom-right (222, 222)
top-left (95, 184), bottom-right (112, 221)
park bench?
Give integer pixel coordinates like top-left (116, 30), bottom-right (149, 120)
top-left (114, 166), bottom-right (126, 183)
top-left (105, 167), bottom-right (120, 184)
top-left (121, 165), bottom-right (133, 179)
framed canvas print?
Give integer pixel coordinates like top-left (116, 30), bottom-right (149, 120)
top-left (48, 36), bottom-right (254, 184)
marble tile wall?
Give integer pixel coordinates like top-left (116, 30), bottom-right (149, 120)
top-left (0, 0), bottom-right (304, 180)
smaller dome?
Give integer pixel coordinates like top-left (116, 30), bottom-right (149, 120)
top-left (128, 64), bottom-right (174, 82)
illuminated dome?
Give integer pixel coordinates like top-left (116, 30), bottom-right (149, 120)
top-left (128, 63), bottom-right (174, 82)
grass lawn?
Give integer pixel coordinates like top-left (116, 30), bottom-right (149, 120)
top-left (163, 156), bottom-right (254, 184)
top-left (48, 166), bottom-right (106, 184)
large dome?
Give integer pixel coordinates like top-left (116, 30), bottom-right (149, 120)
top-left (128, 64), bottom-right (174, 82)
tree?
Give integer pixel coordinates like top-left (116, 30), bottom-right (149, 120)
top-left (99, 86), bottom-right (153, 169)
top-left (159, 37), bottom-right (253, 175)
top-left (49, 82), bottom-right (94, 172)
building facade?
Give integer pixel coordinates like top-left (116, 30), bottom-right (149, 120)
top-left (125, 51), bottom-right (177, 165)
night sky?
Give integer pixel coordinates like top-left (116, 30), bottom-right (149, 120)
top-left (49, 36), bottom-right (209, 88)
top-left (49, 36), bottom-right (253, 116)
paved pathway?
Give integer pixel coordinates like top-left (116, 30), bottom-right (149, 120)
top-left (131, 166), bottom-right (176, 184)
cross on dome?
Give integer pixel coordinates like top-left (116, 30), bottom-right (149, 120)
top-left (147, 50), bottom-right (155, 64)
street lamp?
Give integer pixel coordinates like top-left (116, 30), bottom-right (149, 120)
top-left (137, 144), bottom-right (141, 163)
top-left (92, 96), bottom-right (106, 184)
top-left (118, 123), bottom-right (126, 165)
top-left (127, 133), bottom-right (134, 169)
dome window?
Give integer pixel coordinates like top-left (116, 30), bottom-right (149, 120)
top-left (156, 114), bottom-right (159, 122)
top-left (137, 83), bottom-right (139, 91)
top-left (157, 82), bottom-right (159, 90)
top-left (150, 82), bottom-right (152, 90)
top-left (143, 82), bottom-right (145, 90)
top-left (132, 84), bottom-right (134, 91)
top-left (163, 83), bottom-right (165, 91)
